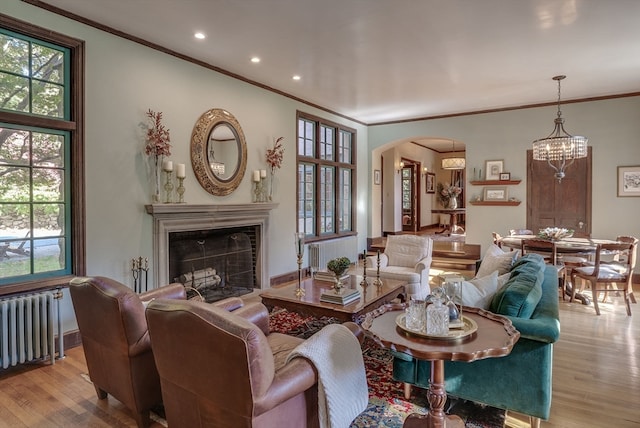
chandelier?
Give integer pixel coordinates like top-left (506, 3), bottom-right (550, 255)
top-left (532, 75), bottom-right (588, 182)
top-left (441, 140), bottom-right (465, 170)
top-left (209, 149), bottom-right (225, 175)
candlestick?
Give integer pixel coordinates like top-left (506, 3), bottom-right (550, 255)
top-left (163, 167), bottom-right (174, 203)
top-left (360, 249), bottom-right (368, 288)
top-left (294, 232), bottom-right (305, 298)
top-left (373, 249), bottom-right (383, 287)
top-left (176, 163), bottom-right (186, 178)
top-left (176, 176), bottom-right (185, 203)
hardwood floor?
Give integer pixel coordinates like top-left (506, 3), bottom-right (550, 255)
top-left (0, 297), bottom-right (638, 427)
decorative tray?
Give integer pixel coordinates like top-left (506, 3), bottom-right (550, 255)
top-left (395, 313), bottom-right (478, 340)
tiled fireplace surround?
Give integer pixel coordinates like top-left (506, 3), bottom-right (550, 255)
top-left (145, 203), bottom-right (278, 291)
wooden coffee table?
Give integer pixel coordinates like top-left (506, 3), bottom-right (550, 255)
top-left (260, 275), bottom-right (406, 322)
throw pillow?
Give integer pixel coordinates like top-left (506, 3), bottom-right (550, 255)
top-left (490, 254), bottom-right (545, 318)
top-left (475, 244), bottom-right (519, 279)
top-left (461, 271), bottom-right (500, 309)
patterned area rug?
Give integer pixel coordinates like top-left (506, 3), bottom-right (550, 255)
top-left (269, 308), bottom-right (506, 428)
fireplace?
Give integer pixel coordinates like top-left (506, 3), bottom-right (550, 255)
top-left (146, 203), bottom-right (277, 298)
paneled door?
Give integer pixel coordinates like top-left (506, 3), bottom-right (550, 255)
top-left (527, 148), bottom-right (592, 237)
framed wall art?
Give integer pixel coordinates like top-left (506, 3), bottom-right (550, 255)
top-left (617, 165), bottom-right (640, 197)
top-left (426, 172), bottom-right (435, 193)
top-left (499, 172), bottom-right (511, 181)
top-left (374, 169), bottom-right (381, 185)
top-left (483, 186), bottom-right (508, 201)
top-left (485, 160), bottom-right (504, 180)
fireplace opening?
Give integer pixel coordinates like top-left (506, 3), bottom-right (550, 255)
top-left (168, 225), bottom-right (258, 302)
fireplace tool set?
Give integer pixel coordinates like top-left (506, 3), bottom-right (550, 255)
top-left (131, 257), bottom-right (149, 293)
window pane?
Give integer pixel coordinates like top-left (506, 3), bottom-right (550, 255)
top-left (0, 166), bottom-right (30, 202)
top-left (32, 80), bottom-right (64, 117)
top-left (298, 163), bottom-right (315, 235)
top-left (298, 119), bottom-right (315, 157)
top-left (320, 166), bottom-right (335, 234)
top-left (0, 73), bottom-right (29, 113)
top-left (33, 167), bottom-right (63, 202)
top-left (0, 34), bottom-right (29, 75)
top-left (32, 44), bottom-right (64, 84)
top-left (339, 130), bottom-right (352, 163)
top-left (320, 125), bottom-right (334, 161)
top-left (339, 168), bottom-right (352, 232)
top-left (32, 237), bottom-right (65, 274)
top-left (32, 132), bottom-right (64, 168)
top-left (402, 168), bottom-right (412, 210)
top-left (33, 203), bottom-right (64, 237)
top-left (0, 127), bottom-right (30, 165)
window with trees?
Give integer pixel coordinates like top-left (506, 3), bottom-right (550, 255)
top-left (0, 16), bottom-right (84, 294)
top-left (297, 112), bottom-right (356, 240)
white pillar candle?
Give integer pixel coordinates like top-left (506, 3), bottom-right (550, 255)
top-left (176, 163), bottom-right (186, 178)
top-left (253, 170), bottom-right (260, 182)
top-left (163, 159), bottom-right (173, 171)
top-left (260, 169), bottom-right (267, 178)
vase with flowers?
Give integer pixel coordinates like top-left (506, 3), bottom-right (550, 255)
top-left (437, 182), bottom-right (462, 209)
top-left (144, 109), bottom-right (172, 203)
top-left (265, 137), bottom-right (284, 201)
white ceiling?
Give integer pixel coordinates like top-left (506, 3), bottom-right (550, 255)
top-left (32, 0), bottom-right (640, 130)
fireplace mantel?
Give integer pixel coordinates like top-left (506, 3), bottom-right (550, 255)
top-left (146, 203), bottom-right (278, 288)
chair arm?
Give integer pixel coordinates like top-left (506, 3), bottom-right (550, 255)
top-left (210, 296), bottom-right (244, 312)
top-left (140, 283), bottom-right (186, 301)
top-left (233, 302), bottom-right (270, 334)
top-left (254, 357), bottom-right (317, 416)
top-left (415, 256), bottom-right (432, 273)
top-left (506, 316), bottom-right (560, 343)
top-left (366, 253), bottom-right (388, 268)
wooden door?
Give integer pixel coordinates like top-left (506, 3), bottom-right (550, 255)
top-left (401, 164), bottom-right (418, 232)
top-left (527, 148), bottom-right (592, 237)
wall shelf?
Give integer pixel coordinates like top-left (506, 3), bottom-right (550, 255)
top-left (469, 180), bottom-right (521, 186)
top-left (468, 201), bottom-right (521, 206)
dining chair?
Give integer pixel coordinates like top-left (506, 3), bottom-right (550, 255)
top-left (521, 239), bottom-right (566, 299)
top-left (492, 232), bottom-right (503, 248)
top-left (570, 242), bottom-right (636, 316)
top-left (614, 235), bottom-right (638, 304)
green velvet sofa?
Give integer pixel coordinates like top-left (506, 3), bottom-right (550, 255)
top-left (392, 254), bottom-right (561, 423)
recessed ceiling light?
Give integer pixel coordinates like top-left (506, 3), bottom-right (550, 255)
top-left (194, 32), bottom-right (206, 40)
top-left (251, 57), bottom-right (261, 63)
top-left (292, 75), bottom-right (301, 81)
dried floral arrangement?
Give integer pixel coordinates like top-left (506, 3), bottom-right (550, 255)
top-left (265, 137), bottom-right (284, 174)
top-left (144, 109), bottom-right (171, 157)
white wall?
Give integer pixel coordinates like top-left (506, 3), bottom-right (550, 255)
top-left (368, 97), bottom-right (640, 254)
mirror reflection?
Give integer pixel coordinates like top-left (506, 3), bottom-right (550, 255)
top-left (207, 123), bottom-right (239, 181)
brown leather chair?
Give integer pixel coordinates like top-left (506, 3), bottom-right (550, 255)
top-left (68, 276), bottom-right (243, 427)
top-left (145, 299), bottom-right (362, 428)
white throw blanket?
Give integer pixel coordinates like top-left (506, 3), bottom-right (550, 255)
top-left (286, 323), bottom-right (368, 428)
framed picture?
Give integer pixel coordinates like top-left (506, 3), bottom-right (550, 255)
top-left (425, 172), bottom-right (436, 193)
top-left (374, 169), bottom-right (381, 185)
top-left (617, 165), bottom-right (640, 197)
top-left (483, 187), bottom-right (508, 201)
top-left (485, 160), bottom-right (504, 180)
top-left (499, 172), bottom-right (511, 181)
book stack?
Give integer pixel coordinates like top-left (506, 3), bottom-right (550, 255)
top-left (319, 288), bottom-right (361, 305)
top-left (313, 270), bottom-right (350, 283)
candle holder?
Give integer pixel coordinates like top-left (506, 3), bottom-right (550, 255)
top-left (254, 178), bottom-right (267, 203)
top-left (360, 250), bottom-right (368, 289)
top-left (163, 169), bottom-right (174, 203)
top-left (294, 232), bottom-right (305, 298)
top-left (373, 250), bottom-right (383, 288)
top-left (176, 177), bottom-right (185, 203)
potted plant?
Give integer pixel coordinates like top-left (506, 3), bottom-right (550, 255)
top-left (326, 256), bottom-right (351, 293)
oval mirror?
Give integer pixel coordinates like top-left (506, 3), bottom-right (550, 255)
top-left (190, 109), bottom-right (247, 196)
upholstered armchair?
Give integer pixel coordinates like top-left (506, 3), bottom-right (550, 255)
top-left (145, 299), bottom-right (363, 428)
top-left (366, 235), bottom-right (433, 299)
top-left (68, 276), bottom-right (244, 428)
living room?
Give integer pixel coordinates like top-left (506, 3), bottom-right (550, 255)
top-left (2, 1), bottom-right (640, 427)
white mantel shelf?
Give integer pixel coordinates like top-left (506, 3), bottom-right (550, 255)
top-left (145, 202), bottom-right (279, 216)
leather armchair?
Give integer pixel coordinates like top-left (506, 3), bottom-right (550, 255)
top-left (146, 299), bottom-right (345, 428)
top-left (366, 234), bottom-right (433, 299)
top-left (68, 276), bottom-right (245, 427)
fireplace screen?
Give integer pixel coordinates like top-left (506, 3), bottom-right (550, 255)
top-left (168, 226), bottom-right (257, 302)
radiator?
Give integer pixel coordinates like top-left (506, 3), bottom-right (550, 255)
top-left (0, 290), bottom-right (61, 369)
top-left (309, 236), bottom-right (358, 272)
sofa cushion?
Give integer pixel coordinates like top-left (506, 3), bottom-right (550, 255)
top-left (490, 254), bottom-right (545, 318)
top-left (460, 271), bottom-right (510, 309)
top-left (385, 235), bottom-right (432, 268)
top-left (475, 244), bottom-right (519, 278)
top-left (370, 266), bottom-right (421, 283)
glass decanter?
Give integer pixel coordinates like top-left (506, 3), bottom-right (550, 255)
top-left (426, 287), bottom-right (449, 335)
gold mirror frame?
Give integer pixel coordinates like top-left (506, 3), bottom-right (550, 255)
top-left (190, 108), bottom-right (247, 196)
